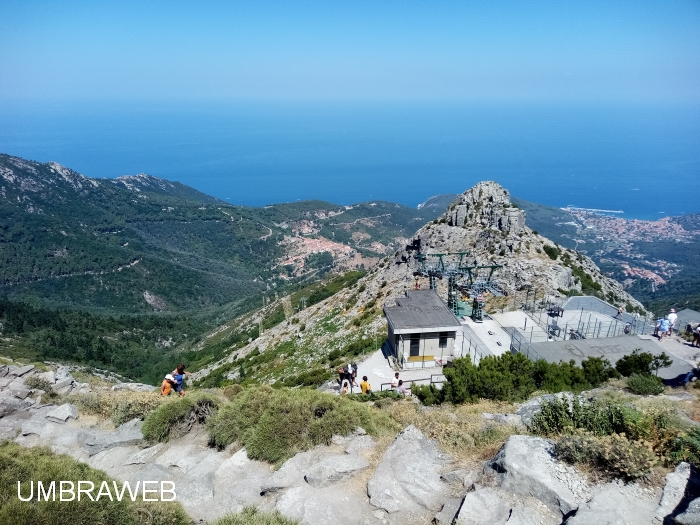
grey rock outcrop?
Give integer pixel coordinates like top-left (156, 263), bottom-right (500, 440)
top-left (112, 382), bottom-right (157, 393)
top-left (486, 435), bottom-right (588, 517)
top-left (124, 444), bottom-right (163, 465)
top-left (344, 434), bottom-right (376, 454)
top-left (10, 364), bottom-right (34, 377)
top-left (656, 462), bottom-right (692, 521)
top-left (455, 487), bottom-right (510, 525)
top-left (0, 397), bottom-right (32, 417)
top-left (79, 418), bottom-right (143, 455)
top-left (45, 403), bottom-right (78, 424)
top-left (367, 425), bottom-right (451, 514)
top-left (565, 480), bottom-right (659, 525)
top-left (304, 454), bottom-right (369, 488)
top-left (435, 497), bottom-right (464, 525)
top-left (676, 498), bottom-right (700, 525)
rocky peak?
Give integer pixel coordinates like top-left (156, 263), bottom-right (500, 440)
top-left (446, 181), bottom-right (526, 235)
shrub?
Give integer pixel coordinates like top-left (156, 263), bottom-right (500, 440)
top-left (223, 384), bottom-right (244, 400)
top-left (212, 507), bottom-right (300, 525)
top-left (281, 368), bottom-right (331, 387)
top-left (542, 245), bottom-right (560, 260)
top-left (670, 427), bottom-right (700, 466)
top-left (142, 392), bottom-right (220, 442)
top-left (556, 431), bottom-right (656, 480)
top-left (0, 441), bottom-right (188, 525)
top-left (347, 390), bottom-right (402, 403)
top-left (412, 384), bottom-right (443, 406)
top-left (627, 374), bottom-right (665, 396)
top-left (207, 386), bottom-right (398, 464)
top-left (615, 349), bottom-right (654, 376)
top-left (24, 375), bottom-right (58, 400)
top-left (435, 354), bottom-right (615, 406)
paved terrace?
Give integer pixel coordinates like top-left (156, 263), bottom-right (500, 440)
top-left (529, 334), bottom-right (692, 383)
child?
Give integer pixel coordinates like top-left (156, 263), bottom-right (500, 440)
top-left (342, 381), bottom-right (349, 396)
top-left (160, 374), bottom-right (176, 396)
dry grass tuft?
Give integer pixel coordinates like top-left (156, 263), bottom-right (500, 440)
top-left (65, 390), bottom-right (168, 426)
top-left (386, 399), bottom-right (521, 463)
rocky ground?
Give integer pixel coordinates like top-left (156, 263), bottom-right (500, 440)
top-left (3, 360), bottom-right (700, 525)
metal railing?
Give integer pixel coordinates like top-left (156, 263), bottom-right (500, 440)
top-left (380, 373), bottom-right (445, 391)
top-left (509, 328), bottom-right (544, 361)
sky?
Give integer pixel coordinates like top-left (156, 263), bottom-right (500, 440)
top-left (2, 0), bottom-right (699, 103)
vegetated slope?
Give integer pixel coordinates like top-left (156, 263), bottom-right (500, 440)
top-left (512, 197), bottom-right (700, 315)
top-left (194, 181), bottom-right (642, 388)
top-left (0, 153), bottom-right (444, 313)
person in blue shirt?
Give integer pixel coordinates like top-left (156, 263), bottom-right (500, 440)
top-left (658, 318), bottom-right (670, 341)
top-left (171, 363), bottom-right (194, 396)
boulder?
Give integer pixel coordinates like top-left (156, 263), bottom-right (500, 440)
top-left (485, 435), bottom-right (588, 517)
top-left (54, 367), bottom-right (74, 382)
top-left (676, 498), bottom-right (700, 525)
top-left (0, 365), bottom-right (8, 378)
top-left (344, 434), bottom-right (376, 454)
top-left (79, 418), bottom-right (143, 455)
top-left (45, 403), bottom-right (78, 424)
top-left (435, 497), bottom-right (464, 525)
top-left (656, 462), bottom-right (691, 521)
top-left (507, 506), bottom-right (549, 525)
top-left (482, 413), bottom-right (524, 426)
top-left (441, 469), bottom-right (476, 489)
top-left (455, 487), bottom-right (511, 525)
top-left (275, 484), bottom-right (373, 525)
top-left (303, 454), bottom-right (369, 488)
top-left (111, 382), bottom-right (157, 393)
top-left (10, 384), bottom-right (31, 400)
top-left (367, 425), bottom-right (451, 514)
top-left (52, 378), bottom-right (75, 395)
top-left (0, 397), bottom-right (32, 417)
top-left (10, 365), bottom-right (34, 377)
top-left (37, 371), bottom-right (56, 384)
top-left (124, 444), bottom-right (163, 465)
top-left (565, 481), bottom-right (658, 525)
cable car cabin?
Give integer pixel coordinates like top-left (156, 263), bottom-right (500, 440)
top-left (383, 290), bottom-right (462, 369)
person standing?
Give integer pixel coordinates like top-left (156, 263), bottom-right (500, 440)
top-left (692, 324), bottom-right (700, 348)
top-left (658, 317), bottom-right (670, 341)
top-left (668, 309), bottom-right (678, 335)
top-left (390, 372), bottom-right (400, 390)
top-left (171, 364), bottom-right (194, 396)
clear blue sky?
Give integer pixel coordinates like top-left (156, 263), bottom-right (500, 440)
top-left (2, 0), bottom-right (699, 102)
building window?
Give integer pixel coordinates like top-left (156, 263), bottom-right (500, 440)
top-left (439, 332), bottom-right (448, 348)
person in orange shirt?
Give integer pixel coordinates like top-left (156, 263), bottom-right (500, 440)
top-left (161, 374), bottom-right (176, 396)
top-left (360, 376), bottom-right (372, 394)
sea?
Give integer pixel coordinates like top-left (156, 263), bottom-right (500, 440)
top-left (1, 100), bottom-right (699, 221)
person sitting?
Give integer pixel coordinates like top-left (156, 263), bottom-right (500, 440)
top-left (160, 374), bottom-right (176, 396)
top-left (692, 324), bottom-right (700, 348)
top-left (396, 380), bottom-right (410, 396)
top-left (360, 375), bottom-right (372, 394)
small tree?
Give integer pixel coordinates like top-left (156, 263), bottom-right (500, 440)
top-left (615, 349), bottom-right (654, 377)
top-left (651, 352), bottom-right (673, 376)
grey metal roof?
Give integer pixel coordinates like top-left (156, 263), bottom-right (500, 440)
top-left (383, 290), bottom-right (462, 331)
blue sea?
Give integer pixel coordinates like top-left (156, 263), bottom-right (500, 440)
top-left (1, 100), bottom-right (699, 220)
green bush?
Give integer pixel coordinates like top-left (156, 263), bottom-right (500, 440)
top-left (670, 427), bottom-right (700, 466)
top-left (627, 374), bottom-right (665, 395)
top-left (615, 349), bottom-right (672, 377)
top-left (542, 245), bottom-right (560, 260)
top-left (207, 386), bottom-right (398, 464)
top-left (0, 441), bottom-right (188, 525)
top-left (223, 384), bottom-right (244, 400)
top-left (24, 375), bottom-right (58, 401)
top-left (281, 368), bottom-right (331, 387)
top-left (433, 354), bottom-right (618, 406)
top-left (212, 507), bottom-right (300, 525)
top-left (412, 384), bottom-right (442, 406)
top-left (142, 392), bottom-right (220, 442)
top-left (347, 390), bottom-right (402, 403)
top-left (556, 431), bottom-right (656, 480)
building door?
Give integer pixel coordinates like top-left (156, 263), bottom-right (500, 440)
top-left (409, 334), bottom-right (420, 357)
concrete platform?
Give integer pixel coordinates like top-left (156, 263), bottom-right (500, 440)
top-left (529, 334), bottom-right (693, 383)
